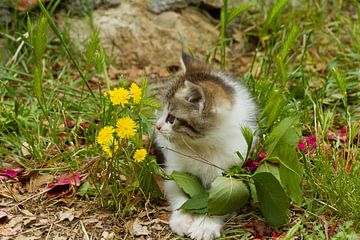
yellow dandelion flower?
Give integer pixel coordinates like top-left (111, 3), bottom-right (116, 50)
top-left (97, 126), bottom-right (115, 145)
top-left (116, 116), bottom-right (136, 139)
top-left (133, 148), bottom-right (147, 163)
top-left (101, 139), bottom-right (119, 157)
top-left (109, 87), bottom-right (130, 106)
top-left (130, 83), bottom-right (142, 103)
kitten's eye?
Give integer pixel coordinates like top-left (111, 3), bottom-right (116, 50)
top-left (166, 114), bottom-right (176, 124)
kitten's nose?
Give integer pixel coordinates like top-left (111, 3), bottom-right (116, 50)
top-left (155, 123), bottom-right (162, 131)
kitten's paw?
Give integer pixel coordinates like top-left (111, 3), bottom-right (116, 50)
top-left (188, 216), bottom-right (222, 240)
top-left (169, 211), bottom-right (194, 236)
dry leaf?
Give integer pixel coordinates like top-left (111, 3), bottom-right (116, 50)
top-left (127, 218), bottom-right (149, 236)
top-left (26, 174), bottom-right (54, 193)
top-left (18, 209), bottom-right (33, 217)
top-left (58, 209), bottom-right (75, 222)
top-left (21, 142), bottom-right (31, 158)
top-left (0, 226), bottom-right (17, 236)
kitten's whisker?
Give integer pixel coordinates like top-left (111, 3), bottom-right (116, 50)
top-left (160, 146), bottom-right (225, 171)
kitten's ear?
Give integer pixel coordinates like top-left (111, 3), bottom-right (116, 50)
top-left (184, 80), bottom-right (205, 112)
top-left (180, 51), bottom-right (206, 73)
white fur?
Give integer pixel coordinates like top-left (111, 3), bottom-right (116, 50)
top-left (156, 73), bottom-right (258, 240)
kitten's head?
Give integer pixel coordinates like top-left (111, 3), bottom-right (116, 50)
top-left (155, 52), bottom-right (235, 143)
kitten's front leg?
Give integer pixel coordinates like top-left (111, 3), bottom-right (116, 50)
top-left (164, 180), bottom-right (194, 236)
top-left (188, 215), bottom-right (224, 240)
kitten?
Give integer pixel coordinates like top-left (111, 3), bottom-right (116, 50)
top-left (155, 52), bottom-right (258, 240)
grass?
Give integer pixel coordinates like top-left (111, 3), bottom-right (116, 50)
top-left (0, 0), bottom-right (359, 238)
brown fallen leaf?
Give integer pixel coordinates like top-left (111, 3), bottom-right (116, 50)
top-left (58, 209), bottom-right (75, 222)
top-left (21, 142), bottom-right (31, 158)
top-left (26, 174), bottom-right (54, 193)
top-left (126, 218), bottom-right (149, 236)
top-left (0, 226), bottom-right (17, 236)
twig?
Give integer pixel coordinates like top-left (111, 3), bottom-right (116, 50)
top-left (45, 223), bottom-right (53, 240)
top-left (160, 146), bottom-right (224, 171)
top-left (80, 220), bottom-right (90, 240)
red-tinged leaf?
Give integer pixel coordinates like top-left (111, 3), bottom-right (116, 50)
top-left (65, 118), bottom-right (75, 128)
top-left (48, 172), bottom-right (82, 188)
top-left (47, 172), bottom-right (84, 198)
top-left (80, 121), bottom-right (90, 128)
top-left (0, 168), bottom-right (25, 180)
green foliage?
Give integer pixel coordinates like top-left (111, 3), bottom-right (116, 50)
top-left (208, 177), bottom-right (250, 216)
top-left (264, 117), bottom-right (303, 204)
top-left (180, 193), bottom-right (209, 214)
top-left (240, 126), bottom-right (255, 161)
top-left (171, 171), bottom-right (206, 198)
top-left (276, 25), bottom-right (300, 85)
top-left (263, 0), bottom-right (289, 31)
top-left (252, 172), bottom-right (290, 228)
top-left (219, 0), bottom-right (255, 70)
top-left (29, 15), bottom-right (48, 107)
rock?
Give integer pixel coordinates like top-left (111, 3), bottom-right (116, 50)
top-left (64, 0), bottom-right (218, 69)
top-left (68, 0), bottom-right (120, 13)
top-left (147, 0), bottom-right (200, 14)
top-left (147, 0), bottom-right (251, 14)
top-left (202, 0), bottom-right (250, 9)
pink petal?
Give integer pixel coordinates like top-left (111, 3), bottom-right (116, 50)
top-left (298, 136), bottom-right (317, 154)
top-left (258, 152), bottom-right (267, 160)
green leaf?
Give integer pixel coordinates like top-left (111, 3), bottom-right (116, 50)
top-left (254, 162), bottom-right (280, 182)
top-left (228, 2), bottom-right (256, 23)
top-left (261, 90), bottom-right (285, 129)
top-left (241, 127), bottom-right (254, 160)
top-left (208, 177), bottom-right (250, 216)
top-left (265, 117), bottom-right (299, 156)
top-left (332, 67), bottom-right (347, 98)
top-left (33, 66), bottom-right (44, 105)
top-left (180, 193), bottom-right (209, 214)
top-left (252, 172), bottom-right (289, 228)
top-left (264, 117), bottom-right (303, 205)
top-left (263, 0), bottom-right (289, 30)
top-left (142, 98), bottom-right (160, 109)
top-left (172, 171), bottom-right (206, 198)
top-left (77, 181), bottom-right (90, 196)
top-left (276, 146), bottom-right (303, 205)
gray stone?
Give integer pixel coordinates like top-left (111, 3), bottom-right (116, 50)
top-left (147, 0), bottom-right (200, 14)
top-left (64, 0), bottom-right (218, 68)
